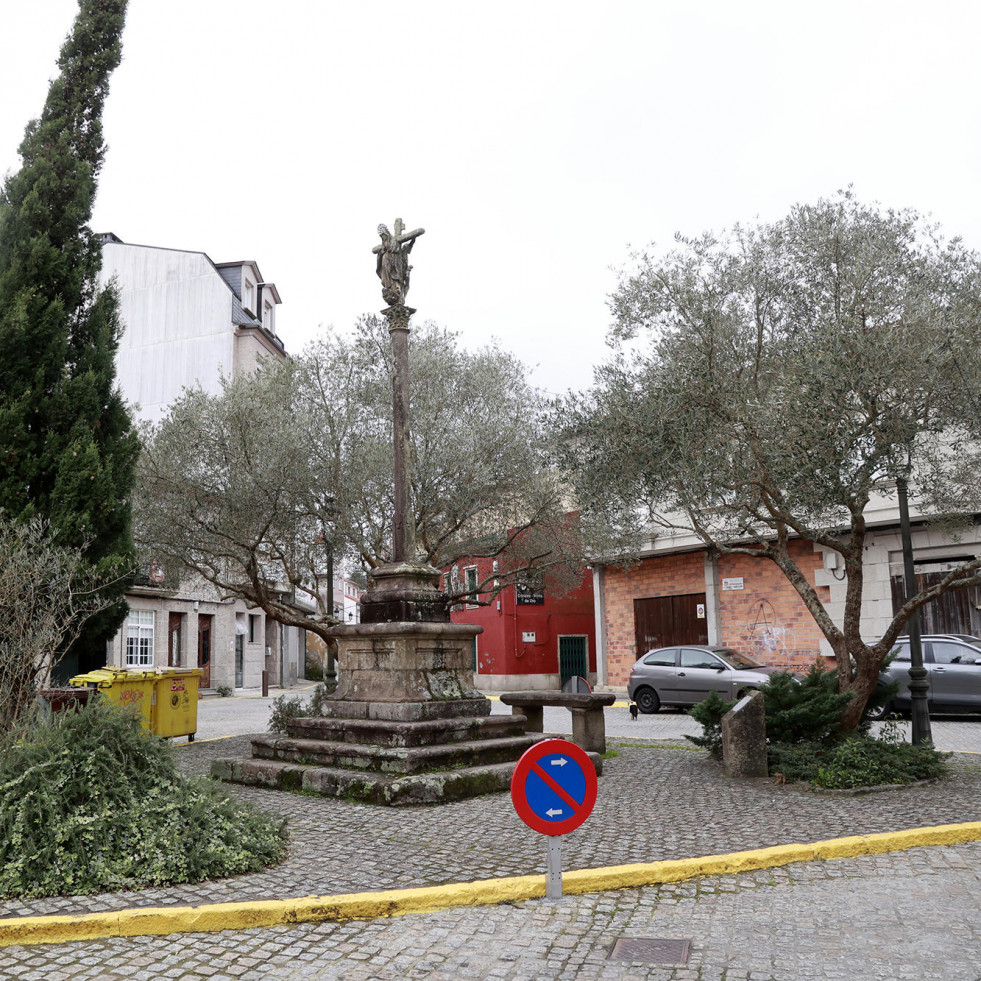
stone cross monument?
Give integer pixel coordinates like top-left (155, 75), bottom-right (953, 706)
top-left (372, 219), bottom-right (424, 565)
top-left (212, 219), bottom-right (539, 805)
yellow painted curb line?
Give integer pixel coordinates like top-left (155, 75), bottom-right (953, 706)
top-left (3, 821), bottom-right (980, 948)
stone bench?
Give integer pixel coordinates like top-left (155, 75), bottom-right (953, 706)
top-left (499, 690), bottom-right (616, 754)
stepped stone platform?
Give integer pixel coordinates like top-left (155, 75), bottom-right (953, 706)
top-left (211, 712), bottom-right (544, 806)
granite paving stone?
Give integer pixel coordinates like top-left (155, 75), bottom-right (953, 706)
top-left (3, 696), bottom-right (981, 979)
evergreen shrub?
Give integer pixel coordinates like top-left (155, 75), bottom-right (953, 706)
top-left (686, 690), bottom-right (731, 759)
top-left (760, 664), bottom-right (853, 744)
top-left (686, 664), bottom-right (948, 787)
top-left (0, 698), bottom-right (286, 899)
top-left (813, 719), bottom-right (950, 789)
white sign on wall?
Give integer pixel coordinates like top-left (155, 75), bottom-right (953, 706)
top-left (696, 603), bottom-right (706, 619)
top-left (722, 577), bottom-right (745, 591)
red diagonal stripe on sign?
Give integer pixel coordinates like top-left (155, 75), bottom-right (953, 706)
top-left (530, 760), bottom-right (582, 813)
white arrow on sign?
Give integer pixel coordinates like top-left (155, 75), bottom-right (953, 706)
top-left (550, 758), bottom-right (567, 766)
top-left (546, 808), bottom-right (564, 817)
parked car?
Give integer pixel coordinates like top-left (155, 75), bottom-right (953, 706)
top-left (870, 634), bottom-right (981, 719)
top-left (627, 645), bottom-right (781, 714)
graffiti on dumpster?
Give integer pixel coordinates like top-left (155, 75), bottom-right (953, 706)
top-left (118, 689), bottom-right (143, 707)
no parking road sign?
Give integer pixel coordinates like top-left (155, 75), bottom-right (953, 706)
top-left (511, 738), bottom-right (598, 837)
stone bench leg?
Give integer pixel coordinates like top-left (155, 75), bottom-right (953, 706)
top-left (513, 704), bottom-right (543, 732)
top-left (571, 708), bottom-right (606, 754)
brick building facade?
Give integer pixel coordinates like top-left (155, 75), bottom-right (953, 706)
top-left (592, 503), bottom-right (981, 689)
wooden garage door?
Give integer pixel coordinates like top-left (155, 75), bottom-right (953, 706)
top-left (890, 568), bottom-right (981, 637)
top-left (633, 593), bottom-right (708, 657)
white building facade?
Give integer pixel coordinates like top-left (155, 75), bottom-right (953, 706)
top-left (99, 235), bottom-right (304, 691)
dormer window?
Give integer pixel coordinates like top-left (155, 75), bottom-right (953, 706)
top-left (244, 278), bottom-right (256, 315)
top-left (263, 299), bottom-right (274, 332)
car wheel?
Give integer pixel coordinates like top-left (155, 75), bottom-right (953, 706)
top-left (864, 699), bottom-right (892, 722)
top-left (635, 687), bottom-right (660, 715)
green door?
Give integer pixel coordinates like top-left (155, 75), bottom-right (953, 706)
top-left (559, 636), bottom-right (588, 686)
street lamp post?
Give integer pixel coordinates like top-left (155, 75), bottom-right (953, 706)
top-left (896, 475), bottom-right (933, 746)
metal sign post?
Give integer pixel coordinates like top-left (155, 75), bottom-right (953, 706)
top-left (510, 738), bottom-right (598, 900)
top-left (546, 836), bottom-right (563, 899)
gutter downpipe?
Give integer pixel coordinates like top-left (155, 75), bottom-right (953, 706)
top-left (591, 565), bottom-right (607, 687)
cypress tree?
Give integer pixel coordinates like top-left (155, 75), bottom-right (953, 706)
top-left (0, 0), bottom-right (137, 678)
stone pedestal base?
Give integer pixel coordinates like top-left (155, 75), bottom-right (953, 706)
top-left (213, 755), bottom-right (531, 806)
top-left (212, 711), bottom-right (543, 805)
top-left (213, 617), bottom-right (552, 804)
top-left (324, 620), bottom-right (488, 719)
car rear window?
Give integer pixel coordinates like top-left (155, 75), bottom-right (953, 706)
top-left (642, 649), bottom-right (676, 666)
top-left (932, 641), bottom-right (976, 664)
top-left (716, 649), bottom-right (763, 670)
top-left (891, 643), bottom-right (910, 662)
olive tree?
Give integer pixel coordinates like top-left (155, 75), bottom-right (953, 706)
top-left (562, 191), bottom-right (981, 728)
top-left (135, 318), bottom-right (582, 643)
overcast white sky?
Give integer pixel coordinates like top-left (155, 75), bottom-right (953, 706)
top-left (2, 1), bottom-right (980, 395)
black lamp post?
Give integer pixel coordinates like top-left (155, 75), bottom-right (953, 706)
top-left (896, 475), bottom-right (933, 746)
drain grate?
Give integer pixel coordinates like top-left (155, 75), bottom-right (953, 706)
top-left (608, 937), bottom-right (692, 964)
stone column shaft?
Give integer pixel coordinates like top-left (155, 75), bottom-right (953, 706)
top-left (389, 319), bottom-right (413, 564)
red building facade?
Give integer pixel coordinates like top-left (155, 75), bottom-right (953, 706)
top-left (446, 556), bottom-right (596, 691)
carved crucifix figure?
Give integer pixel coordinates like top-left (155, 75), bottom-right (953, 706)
top-left (374, 218), bottom-right (425, 309)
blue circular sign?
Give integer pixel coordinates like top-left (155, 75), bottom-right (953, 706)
top-left (511, 738), bottom-right (598, 836)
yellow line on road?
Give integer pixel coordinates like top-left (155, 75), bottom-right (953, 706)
top-left (3, 821), bottom-right (980, 947)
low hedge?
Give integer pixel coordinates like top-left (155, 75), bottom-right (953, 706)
top-left (686, 665), bottom-right (949, 788)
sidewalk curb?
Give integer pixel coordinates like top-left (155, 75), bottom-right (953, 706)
top-left (3, 821), bottom-right (980, 948)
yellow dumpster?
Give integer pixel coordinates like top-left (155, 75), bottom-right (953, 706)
top-left (151, 669), bottom-right (201, 742)
top-left (69, 668), bottom-right (156, 732)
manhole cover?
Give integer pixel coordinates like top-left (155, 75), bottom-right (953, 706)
top-left (608, 937), bottom-right (691, 964)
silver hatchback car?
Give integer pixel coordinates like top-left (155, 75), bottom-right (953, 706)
top-left (627, 645), bottom-right (780, 714)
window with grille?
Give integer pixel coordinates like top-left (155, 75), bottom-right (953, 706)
top-left (464, 566), bottom-right (479, 608)
top-left (125, 610), bottom-right (154, 667)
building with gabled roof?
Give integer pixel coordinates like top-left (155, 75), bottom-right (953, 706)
top-left (95, 234), bottom-right (305, 693)
top-left (99, 234), bottom-right (284, 424)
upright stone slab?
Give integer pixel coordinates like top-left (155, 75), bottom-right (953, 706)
top-left (721, 690), bottom-right (768, 779)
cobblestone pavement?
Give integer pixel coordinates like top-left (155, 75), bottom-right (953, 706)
top-left (4, 844), bottom-right (981, 980)
top-left (3, 697), bottom-right (981, 979)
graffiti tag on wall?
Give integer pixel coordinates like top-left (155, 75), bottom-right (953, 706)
top-left (745, 600), bottom-right (797, 656)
